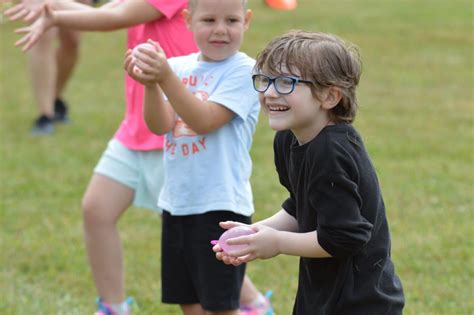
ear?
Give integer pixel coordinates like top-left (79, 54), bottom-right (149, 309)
top-left (321, 86), bottom-right (342, 110)
top-left (243, 9), bottom-right (252, 31)
top-left (182, 9), bottom-right (192, 29)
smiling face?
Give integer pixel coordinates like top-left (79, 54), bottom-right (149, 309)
top-left (185, 0), bottom-right (252, 62)
top-left (255, 31), bottom-right (362, 129)
top-left (258, 69), bottom-right (338, 144)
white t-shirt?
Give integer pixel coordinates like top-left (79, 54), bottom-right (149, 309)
top-left (158, 52), bottom-right (260, 216)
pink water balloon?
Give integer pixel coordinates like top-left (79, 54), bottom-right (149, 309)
top-left (211, 226), bottom-right (256, 253)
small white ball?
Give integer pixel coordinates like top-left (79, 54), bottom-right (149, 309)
top-left (132, 43), bottom-right (156, 73)
top-left (132, 43), bottom-right (156, 59)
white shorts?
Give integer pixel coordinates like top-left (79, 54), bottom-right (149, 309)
top-left (94, 139), bottom-right (164, 212)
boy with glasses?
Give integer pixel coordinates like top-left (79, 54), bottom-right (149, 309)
top-left (214, 30), bottom-right (405, 315)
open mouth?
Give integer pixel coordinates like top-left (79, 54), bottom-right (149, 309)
top-left (267, 105), bottom-right (290, 112)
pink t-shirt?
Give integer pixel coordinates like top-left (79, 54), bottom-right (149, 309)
top-left (114, 0), bottom-right (198, 150)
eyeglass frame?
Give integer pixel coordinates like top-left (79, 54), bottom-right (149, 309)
top-left (252, 74), bottom-right (315, 95)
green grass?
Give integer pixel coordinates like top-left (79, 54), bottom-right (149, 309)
top-left (1, 0), bottom-right (473, 314)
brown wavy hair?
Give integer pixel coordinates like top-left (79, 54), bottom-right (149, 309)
top-left (255, 30), bottom-right (362, 123)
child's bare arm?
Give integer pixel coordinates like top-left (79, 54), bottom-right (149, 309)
top-left (160, 73), bottom-right (235, 134)
top-left (124, 49), bottom-right (175, 135)
top-left (255, 209), bottom-right (299, 231)
top-left (273, 230), bottom-right (332, 258)
top-left (215, 210), bottom-right (332, 265)
top-left (220, 228), bottom-right (332, 265)
top-left (46, 0), bottom-right (162, 31)
top-left (143, 84), bottom-right (176, 135)
top-left (218, 209), bottom-right (299, 233)
top-left (135, 40), bottom-right (235, 134)
top-left (14, 0), bottom-right (162, 51)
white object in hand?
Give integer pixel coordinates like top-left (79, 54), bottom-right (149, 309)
top-left (132, 43), bottom-right (156, 73)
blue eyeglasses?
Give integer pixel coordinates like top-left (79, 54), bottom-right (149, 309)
top-left (252, 74), bottom-right (315, 95)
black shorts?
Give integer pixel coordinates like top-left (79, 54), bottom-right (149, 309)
top-left (161, 210), bottom-right (251, 311)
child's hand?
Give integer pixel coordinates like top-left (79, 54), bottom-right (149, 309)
top-left (14, 2), bottom-right (55, 51)
top-left (213, 221), bottom-right (281, 265)
top-left (213, 242), bottom-right (246, 266)
top-left (218, 220), bottom-right (248, 230)
top-left (216, 251), bottom-right (246, 266)
top-left (4, 0), bottom-right (44, 23)
top-left (124, 49), bottom-right (153, 87)
top-left (132, 39), bottom-right (173, 85)
top-left (212, 221), bottom-right (253, 266)
top-left (223, 224), bottom-right (282, 263)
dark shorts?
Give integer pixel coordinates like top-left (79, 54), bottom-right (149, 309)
top-left (161, 210), bottom-right (251, 312)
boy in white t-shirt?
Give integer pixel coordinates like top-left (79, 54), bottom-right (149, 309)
top-left (125, 0), bottom-right (268, 314)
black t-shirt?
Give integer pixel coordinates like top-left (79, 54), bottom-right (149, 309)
top-left (274, 124), bottom-right (405, 315)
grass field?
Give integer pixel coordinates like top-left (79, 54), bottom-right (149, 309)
top-left (1, 0), bottom-right (473, 314)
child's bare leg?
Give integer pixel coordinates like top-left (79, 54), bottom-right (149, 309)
top-left (240, 275), bottom-right (260, 304)
top-left (239, 275), bottom-right (274, 314)
top-left (82, 174), bottom-right (134, 303)
top-left (181, 303), bottom-right (206, 315)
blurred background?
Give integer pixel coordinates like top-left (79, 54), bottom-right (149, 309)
top-left (1, 0), bottom-right (472, 314)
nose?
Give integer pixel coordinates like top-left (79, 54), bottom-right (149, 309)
top-left (263, 82), bottom-right (279, 97)
top-left (214, 21), bottom-right (227, 35)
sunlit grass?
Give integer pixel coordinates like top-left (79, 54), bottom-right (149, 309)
top-left (1, 0), bottom-right (473, 314)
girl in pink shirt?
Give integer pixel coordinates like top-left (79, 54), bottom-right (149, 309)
top-left (13, 1), bottom-right (272, 314)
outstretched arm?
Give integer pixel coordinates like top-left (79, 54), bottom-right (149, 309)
top-left (43, 0), bottom-right (162, 31)
top-left (14, 0), bottom-right (162, 51)
top-left (4, 0), bottom-right (120, 23)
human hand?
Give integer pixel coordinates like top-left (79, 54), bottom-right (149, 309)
top-left (222, 223), bottom-right (282, 264)
top-left (4, 0), bottom-right (46, 23)
top-left (213, 222), bottom-right (282, 265)
top-left (213, 221), bottom-right (252, 266)
top-left (131, 39), bottom-right (172, 85)
top-left (124, 49), bottom-right (149, 86)
top-left (214, 245), bottom-right (246, 266)
top-left (124, 47), bottom-right (159, 87)
top-left (14, 2), bottom-right (55, 51)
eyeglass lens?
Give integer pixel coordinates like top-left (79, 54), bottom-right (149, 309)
top-left (253, 75), bottom-right (295, 94)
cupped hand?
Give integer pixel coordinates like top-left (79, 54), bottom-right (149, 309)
top-left (124, 49), bottom-right (154, 87)
top-left (132, 39), bottom-right (173, 84)
top-left (218, 220), bottom-right (249, 230)
top-left (224, 224), bottom-right (281, 262)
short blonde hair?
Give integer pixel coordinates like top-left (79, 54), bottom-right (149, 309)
top-left (188, 0), bottom-right (248, 12)
top-left (255, 30), bottom-right (362, 123)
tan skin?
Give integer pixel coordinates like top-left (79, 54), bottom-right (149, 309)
top-left (11, 0), bottom-right (163, 51)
